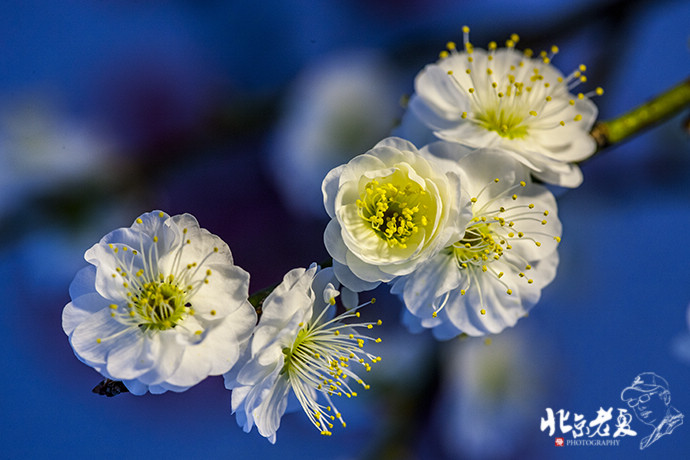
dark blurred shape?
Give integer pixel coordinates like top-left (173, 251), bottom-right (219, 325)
top-left (92, 379), bottom-right (129, 397)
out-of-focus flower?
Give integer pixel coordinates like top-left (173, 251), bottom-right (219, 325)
top-left (63, 211), bottom-right (256, 395)
top-left (673, 303), bottom-right (690, 364)
top-left (323, 137), bottom-right (470, 292)
top-left (434, 328), bottom-right (552, 459)
top-left (398, 26), bottom-right (601, 188)
top-left (0, 98), bottom-right (116, 215)
top-left (224, 264), bottom-right (380, 443)
top-left (268, 50), bottom-right (403, 218)
top-left (394, 144), bottom-right (561, 338)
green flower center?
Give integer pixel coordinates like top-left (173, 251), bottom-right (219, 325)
top-left (452, 223), bottom-right (504, 266)
top-left (132, 278), bottom-right (189, 331)
top-left (356, 171), bottom-right (433, 248)
top-left (474, 108), bottom-right (528, 139)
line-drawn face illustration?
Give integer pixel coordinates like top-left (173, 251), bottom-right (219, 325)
top-left (626, 389), bottom-right (669, 426)
top-left (621, 372), bottom-right (684, 450)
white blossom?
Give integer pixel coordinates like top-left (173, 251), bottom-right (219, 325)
top-left (225, 264), bottom-right (380, 443)
top-left (393, 144), bottom-right (561, 338)
top-left (322, 136), bottom-right (471, 292)
top-left (398, 26), bottom-right (601, 188)
top-left (63, 211), bottom-right (256, 394)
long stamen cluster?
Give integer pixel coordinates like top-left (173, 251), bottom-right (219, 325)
top-left (431, 178), bottom-right (560, 319)
top-left (282, 300), bottom-right (382, 436)
top-left (440, 25), bottom-right (603, 139)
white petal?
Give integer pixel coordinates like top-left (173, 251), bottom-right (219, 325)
top-left (322, 164), bottom-right (346, 218)
top-left (332, 259), bottom-right (380, 292)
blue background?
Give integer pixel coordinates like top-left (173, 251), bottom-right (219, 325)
top-left (1, 1), bottom-right (689, 459)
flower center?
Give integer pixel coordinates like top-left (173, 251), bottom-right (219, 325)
top-left (474, 108), bottom-right (528, 139)
top-left (131, 277), bottom-right (189, 331)
top-left (452, 223), bottom-right (504, 264)
top-left (357, 172), bottom-right (432, 248)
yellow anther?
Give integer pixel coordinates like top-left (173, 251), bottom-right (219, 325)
top-left (446, 41), bottom-right (456, 50)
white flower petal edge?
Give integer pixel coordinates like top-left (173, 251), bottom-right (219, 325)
top-left (322, 136), bottom-right (471, 292)
top-left (62, 210), bottom-right (257, 394)
top-left (401, 27), bottom-right (601, 188)
top-left (392, 145), bottom-right (562, 338)
top-left (224, 264), bottom-right (381, 443)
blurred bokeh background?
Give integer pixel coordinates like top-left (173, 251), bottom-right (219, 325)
top-left (2, 1), bottom-right (689, 458)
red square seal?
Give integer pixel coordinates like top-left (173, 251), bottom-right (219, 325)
top-left (555, 437), bottom-right (565, 447)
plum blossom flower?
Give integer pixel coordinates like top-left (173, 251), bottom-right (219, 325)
top-left (398, 26), bottom-right (601, 188)
top-left (393, 144), bottom-right (561, 338)
top-left (322, 136), bottom-right (471, 292)
top-left (224, 264), bottom-right (380, 443)
top-left (62, 211), bottom-right (257, 395)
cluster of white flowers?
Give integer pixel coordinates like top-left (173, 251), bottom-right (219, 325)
top-left (63, 26), bottom-right (603, 444)
top-left (324, 26), bottom-right (601, 338)
top-left (64, 211), bottom-right (380, 442)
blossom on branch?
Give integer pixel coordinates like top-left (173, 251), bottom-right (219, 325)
top-left (62, 211), bottom-right (256, 394)
top-left (322, 136), bottom-right (471, 292)
top-left (393, 145), bottom-right (561, 338)
top-left (224, 264), bottom-right (380, 443)
top-left (398, 26), bottom-right (601, 188)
